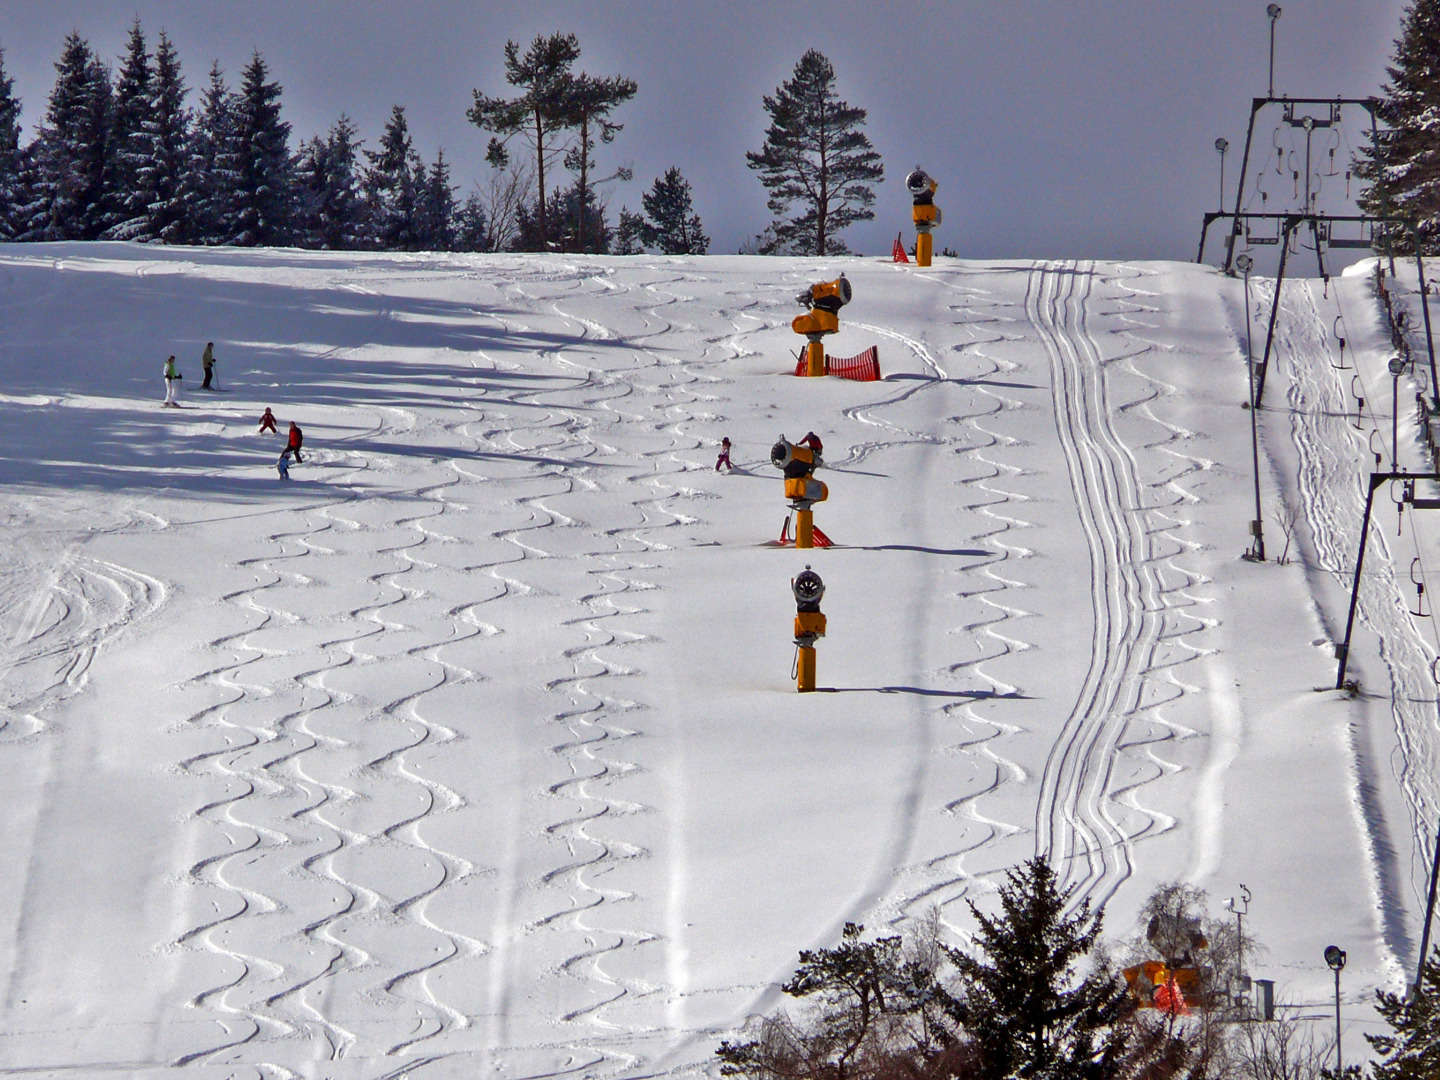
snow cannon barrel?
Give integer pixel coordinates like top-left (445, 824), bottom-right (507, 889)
top-left (906, 167), bottom-right (941, 266)
top-left (791, 565), bottom-right (827, 693)
top-left (792, 274), bottom-right (852, 376)
top-left (771, 433), bottom-right (828, 548)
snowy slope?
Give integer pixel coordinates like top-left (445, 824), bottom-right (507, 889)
top-left (0, 243), bottom-right (1435, 1078)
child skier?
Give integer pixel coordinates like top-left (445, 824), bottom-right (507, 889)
top-left (715, 436), bottom-right (733, 472)
top-left (258, 407), bottom-right (277, 434)
top-left (277, 448), bottom-right (292, 480)
top-left (287, 421), bottom-right (304, 463)
top-left (163, 355), bottom-right (182, 406)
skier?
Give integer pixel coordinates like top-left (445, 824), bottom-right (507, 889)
top-left (200, 342), bottom-right (217, 390)
top-left (276, 448), bottom-right (292, 480)
top-left (799, 431), bottom-right (823, 454)
top-left (287, 421), bottom-right (304, 463)
top-left (258, 407), bottom-right (277, 434)
top-left (163, 355), bottom-right (182, 406)
top-left (715, 436), bottom-right (733, 472)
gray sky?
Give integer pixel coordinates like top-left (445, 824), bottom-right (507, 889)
top-left (0, 0), bottom-right (1409, 259)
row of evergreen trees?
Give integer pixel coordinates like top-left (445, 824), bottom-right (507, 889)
top-left (0, 23), bottom-right (711, 254)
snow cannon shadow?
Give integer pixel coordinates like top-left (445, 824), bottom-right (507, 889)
top-left (815, 685), bottom-right (1031, 700)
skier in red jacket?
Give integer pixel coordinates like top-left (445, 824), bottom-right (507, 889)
top-left (287, 422), bottom-right (304, 463)
top-left (258, 407), bottom-right (277, 434)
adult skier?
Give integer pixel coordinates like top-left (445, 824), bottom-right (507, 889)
top-left (287, 421), bottom-right (304, 463)
top-left (163, 355), bottom-right (182, 406)
top-left (201, 342), bottom-right (217, 390)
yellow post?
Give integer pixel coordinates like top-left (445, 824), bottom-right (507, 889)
top-left (796, 507), bottom-right (814, 549)
top-left (916, 232), bottom-right (933, 267)
top-left (796, 645), bottom-right (817, 692)
top-left (806, 339), bottom-right (826, 377)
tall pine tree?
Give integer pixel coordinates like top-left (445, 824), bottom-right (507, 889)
top-left (102, 19), bottom-right (151, 239)
top-left (364, 105), bottom-right (421, 250)
top-left (182, 62), bottom-right (238, 244)
top-left (31, 33), bottom-right (113, 241)
top-left (563, 70), bottom-right (636, 253)
top-left (0, 48), bottom-right (26, 241)
top-left (296, 115), bottom-right (364, 249)
top-left (941, 858), bottom-right (1133, 1080)
top-left (136, 31), bottom-right (191, 244)
top-left (640, 167), bottom-right (709, 254)
top-left (746, 49), bottom-right (882, 255)
top-left (468, 33), bottom-right (583, 251)
top-left (1356, 0), bottom-right (1440, 252)
top-left (227, 52), bottom-right (292, 246)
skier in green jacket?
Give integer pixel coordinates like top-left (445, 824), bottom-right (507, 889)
top-left (163, 355), bottom-right (182, 407)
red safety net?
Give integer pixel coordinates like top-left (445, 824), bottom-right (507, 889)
top-left (792, 345), bottom-right (881, 382)
top-left (892, 233), bottom-right (909, 263)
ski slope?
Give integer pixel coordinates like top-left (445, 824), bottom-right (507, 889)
top-left (0, 243), bottom-right (1436, 1078)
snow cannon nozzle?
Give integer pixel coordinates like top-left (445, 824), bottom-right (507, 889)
top-left (792, 566), bottom-right (825, 608)
top-left (796, 275), bottom-right (851, 313)
top-left (906, 168), bottom-right (936, 198)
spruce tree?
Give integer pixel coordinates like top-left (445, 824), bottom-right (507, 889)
top-left (182, 62), bottom-right (238, 244)
top-left (746, 49), bottom-right (882, 255)
top-left (1356, 0), bottom-right (1440, 252)
top-left (102, 19), bottom-right (151, 239)
top-left (453, 192), bottom-right (489, 251)
top-left (417, 147), bottom-right (457, 251)
top-left (0, 48), bottom-right (26, 241)
top-left (640, 167), bottom-right (709, 254)
top-left (468, 33), bottom-right (583, 251)
top-left (364, 105), bottom-right (421, 250)
top-left (137, 31), bottom-right (191, 244)
top-left (296, 115), bottom-right (363, 249)
top-left (227, 51), bottom-right (292, 246)
top-left (31, 33), bottom-right (113, 241)
top-left (942, 858), bottom-right (1133, 1080)
top-left (1366, 947), bottom-right (1440, 1079)
top-left (614, 207), bottom-right (645, 255)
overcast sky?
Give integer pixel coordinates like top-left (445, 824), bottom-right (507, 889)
top-left (0, 0), bottom-right (1410, 260)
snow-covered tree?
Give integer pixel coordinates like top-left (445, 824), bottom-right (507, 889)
top-left (136, 31), bottom-right (191, 244)
top-left (746, 49), bottom-right (882, 255)
top-left (296, 114), bottom-right (364, 249)
top-left (0, 48), bottom-right (28, 240)
top-left (182, 62), bottom-right (239, 244)
top-left (1367, 946), bottom-right (1440, 1079)
top-left (640, 167), bottom-right (709, 254)
top-left (364, 104), bottom-right (422, 249)
top-left (101, 19), bottom-right (151, 239)
top-left (453, 191), bottom-right (489, 252)
top-left (1356, 0), bottom-right (1440, 252)
top-left (468, 32), bottom-right (583, 251)
top-left (614, 207), bottom-right (645, 255)
top-left (30, 33), bottom-right (113, 241)
top-left (226, 51), bottom-right (292, 246)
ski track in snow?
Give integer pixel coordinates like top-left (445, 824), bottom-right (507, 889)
top-left (1275, 277), bottom-right (1440, 974)
top-left (1025, 259), bottom-right (1202, 912)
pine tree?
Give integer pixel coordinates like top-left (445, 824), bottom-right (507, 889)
top-left (182, 62), bottom-right (238, 244)
top-left (746, 49), bottom-right (883, 255)
top-left (614, 207), bottom-right (645, 255)
top-left (364, 105), bottom-right (421, 250)
top-left (102, 19), bottom-right (151, 239)
top-left (227, 52), bottom-right (292, 246)
top-left (468, 33), bottom-right (583, 251)
top-left (0, 48), bottom-right (27, 240)
top-left (296, 115), bottom-right (363, 249)
top-left (562, 71), bottom-right (636, 253)
top-left (1366, 947), bottom-right (1440, 1079)
top-left (942, 858), bottom-right (1134, 1080)
top-left (640, 167), bottom-right (709, 254)
top-left (453, 192), bottom-right (489, 251)
top-left (417, 147), bottom-right (457, 250)
top-left (137, 31), bottom-right (191, 244)
top-left (31, 33), bottom-right (113, 241)
top-left (1355, 0), bottom-right (1440, 252)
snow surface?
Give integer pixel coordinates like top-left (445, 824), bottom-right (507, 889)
top-left (1, 243), bottom-right (1437, 1078)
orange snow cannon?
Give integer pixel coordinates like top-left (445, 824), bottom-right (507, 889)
top-left (791, 566), bottom-right (827, 692)
top-left (772, 434), bottom-right (829, 548)
top-left (792, 274), bottom-right (852, 376)
top-left (907, 168), bottom-right (942, 267)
